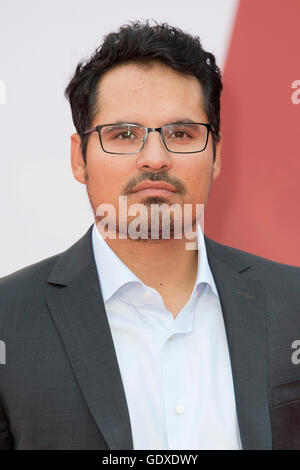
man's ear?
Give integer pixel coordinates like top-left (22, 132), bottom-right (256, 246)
top-left (212, 137), bottom-right (221, 180)
top-left (70, 133), bottom-right (86, 184)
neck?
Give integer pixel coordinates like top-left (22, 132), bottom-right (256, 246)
top-left (95, 221), bottom-right (199, 297)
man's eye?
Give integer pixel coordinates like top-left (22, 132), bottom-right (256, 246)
top-left (115, 131), bottom-right (136, 139)
top-left (168, 130), bottom-right (191, 139)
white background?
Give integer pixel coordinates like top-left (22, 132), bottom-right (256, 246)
top-left (0, 0), bottom-right (238, 276)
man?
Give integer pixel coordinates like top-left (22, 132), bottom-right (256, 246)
top-left (0, 20), bottom-right (300, 451)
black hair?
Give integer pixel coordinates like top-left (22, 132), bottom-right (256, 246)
top-left (65, 19), bottom-right (223, 161)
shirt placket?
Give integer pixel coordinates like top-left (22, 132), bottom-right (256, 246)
top-left (160, 301), bottom-right (194, 450)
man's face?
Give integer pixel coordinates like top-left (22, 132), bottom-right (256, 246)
top-left (71, 62), bottom-right (221, 237)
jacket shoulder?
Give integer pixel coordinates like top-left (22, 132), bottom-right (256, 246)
top-left (0, 253), bottom-right (60, 301)
top-left (205, 236), bottom-right (300, 274)
top-left (0, 225), bottom-right (94, 304)
top-left (205, 237), bottom-right (300, 311)
top-left (205, 235), bottom-right (300, 304)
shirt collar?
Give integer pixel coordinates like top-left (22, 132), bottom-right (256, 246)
top-left (194, 222), bottom-right (219, 297)
top-left (92, 222), bottom-right (218, 303)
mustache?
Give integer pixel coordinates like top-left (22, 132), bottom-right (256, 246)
top-left (122, 171), bottom-right (186, 195)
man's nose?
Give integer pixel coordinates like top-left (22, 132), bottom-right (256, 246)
top-left (136, 130), bottom-right (172, 172)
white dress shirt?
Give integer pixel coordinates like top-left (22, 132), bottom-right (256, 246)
top-left (92, 222), bottom-right (241, 450)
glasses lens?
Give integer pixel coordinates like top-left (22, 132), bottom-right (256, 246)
top-left (100, 124), bottom-right (146, 154)
top-left (162, 123), bottom-right (208, 153)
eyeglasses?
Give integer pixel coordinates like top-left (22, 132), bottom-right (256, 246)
top-left (83, 122), bottom-right (211, 154)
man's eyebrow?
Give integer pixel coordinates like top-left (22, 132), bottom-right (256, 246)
top-left (169, 118), bottom-right (198, 124)
top-left (110, 118), bottom-right (199, 126)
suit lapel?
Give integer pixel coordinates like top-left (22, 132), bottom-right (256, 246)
top-left (205, 236), bottom-right (272, 450)
top-left (45, 225), bottom-right (133, 450)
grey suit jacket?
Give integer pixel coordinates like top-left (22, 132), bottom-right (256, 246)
top-left (0, 224), bottom-right (300, 450)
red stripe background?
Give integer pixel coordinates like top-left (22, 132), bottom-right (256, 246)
top-left (206, 0), bottom-right (300, 266)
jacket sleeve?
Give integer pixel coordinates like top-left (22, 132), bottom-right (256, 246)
top-left (0, 398), bottom-right (12, 449)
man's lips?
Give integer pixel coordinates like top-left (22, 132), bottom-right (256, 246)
top-left (130, 181), bottom-right (178, 196)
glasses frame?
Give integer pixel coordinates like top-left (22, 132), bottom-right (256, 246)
top-left (82, 122), bottom-right (212, 154)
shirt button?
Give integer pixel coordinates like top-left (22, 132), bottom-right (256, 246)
top-left (176, 404), bottom-right (184, 414)
top-left (144, 291), bottom-right (152, 301)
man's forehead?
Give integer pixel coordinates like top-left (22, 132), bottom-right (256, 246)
top-left (94, 63), bottom-right (206, 123)
top-left (97, 62), bottom-right (203, 99)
